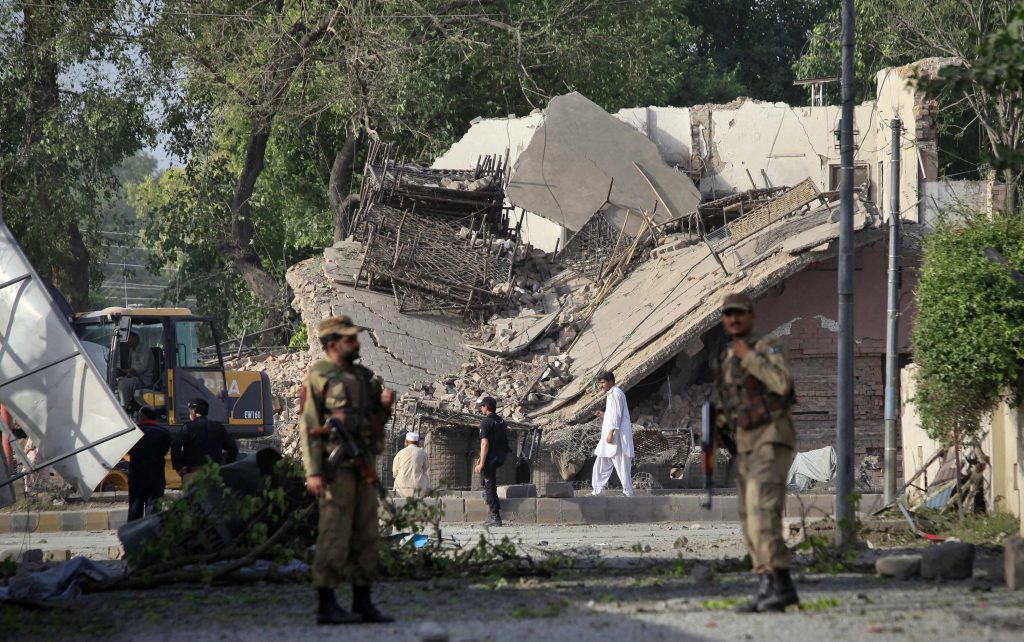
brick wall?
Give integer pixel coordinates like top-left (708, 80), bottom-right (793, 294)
top-left (783, 316), bottom-right (890, 486)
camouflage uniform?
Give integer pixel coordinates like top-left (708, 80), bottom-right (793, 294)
top-left (713, 331), bottom-right (796, 574)
top-left (299, 355), bottom-right (388, 589)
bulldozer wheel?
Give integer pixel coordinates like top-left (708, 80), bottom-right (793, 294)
top-left (97, 469), bottom-right (129, 492)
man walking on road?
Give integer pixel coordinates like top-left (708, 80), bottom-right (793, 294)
top-left (475, 396), bottom-right (509, 527)
top-left (392, 431), bottom-right (431, 498)
top-left (591, 371), bottom-right (635, 497)
top-left (712, 292), bottom-right (799, 612)
top-left (299, 315), bottom-right (395, 625)
top-left (171, 398), bottom-right (238, 488)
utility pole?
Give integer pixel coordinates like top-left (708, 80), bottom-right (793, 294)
top-left (835, 0), bottom-right (857, 547)
top-left (884, 117), bottom-right (903, 506)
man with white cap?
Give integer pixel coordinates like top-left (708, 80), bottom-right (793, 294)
top-left (392, 431), bottom-right (431, 498)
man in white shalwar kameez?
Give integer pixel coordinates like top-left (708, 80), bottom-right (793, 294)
top-left (591, 371), bottom-right (635, 496)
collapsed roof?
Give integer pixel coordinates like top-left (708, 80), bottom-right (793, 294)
top-left (531, 195), bottom-right (885, 423)
top-left (505, 93), bottom-right (702, 237)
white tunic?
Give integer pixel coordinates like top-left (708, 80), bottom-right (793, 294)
top-left (593, 386), bottom-right (634, 459)
top-left (392, 444), bottom-right (431, 497)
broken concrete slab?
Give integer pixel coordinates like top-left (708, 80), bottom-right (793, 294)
top-left (497, 484), bottom-right (537, 499)
top-left (465, 308), bottom-right (560, 358)
top-left (533, 199), bottom-right (882, 422)
top-left (506, 93), bottom-right (700, 236)
top-left (322, 241), bottom-right (364, 286)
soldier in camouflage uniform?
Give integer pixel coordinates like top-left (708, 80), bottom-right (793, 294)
top-left (711, 292), bottom-right (799, 613)
top-left (299, 315), bottom-right (395, 625)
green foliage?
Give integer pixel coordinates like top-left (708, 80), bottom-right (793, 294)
top-left (288, 323), bottom-right (309, 351)
top-left (911, 208), bottom-right (1024, 443)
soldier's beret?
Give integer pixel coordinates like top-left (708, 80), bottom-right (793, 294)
top-left (317, 315), bottom-right (367, 338)
top-left (721, 292), bottom-right (754, 313)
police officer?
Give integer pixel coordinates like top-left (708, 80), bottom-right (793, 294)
top-left (299, 316), bottom-right (395, 625)
top-left (474, 396), bottom-right (509, 527)
top-left (711, 292), bottom-right (799, 613)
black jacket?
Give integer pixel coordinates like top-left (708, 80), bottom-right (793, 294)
top-left (171, 416), bottom-right (239, 471)
top-left (479, 414), bottom-right (510, 467)
top-left (128, 421), bottom-right (171, 490)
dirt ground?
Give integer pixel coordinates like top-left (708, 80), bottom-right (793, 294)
top-left (2, 523), bottom-right (1022, 641)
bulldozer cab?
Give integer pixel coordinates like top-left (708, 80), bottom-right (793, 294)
top-left (73, 308), bottom-right (273, 439)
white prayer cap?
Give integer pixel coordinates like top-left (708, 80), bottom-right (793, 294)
top-left (406, 432), bottom-right (420, 442)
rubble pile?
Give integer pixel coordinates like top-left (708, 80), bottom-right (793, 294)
top-left (631, 383), bottom-right (714, 434)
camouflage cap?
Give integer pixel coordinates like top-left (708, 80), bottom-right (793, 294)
top-left (720, 292), bottom-right (754, 313)
top-left (317, 315), bottom-right (367, 338)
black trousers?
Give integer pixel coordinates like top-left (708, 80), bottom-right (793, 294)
top-left (481, 460), bottom-right (501, 516)
top-left (128, 476), bottom-right (164, 522)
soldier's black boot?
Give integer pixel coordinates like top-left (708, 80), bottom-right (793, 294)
top-left (734, 573), bottom-right (773, 613)
top-left (352, 584), bottom-right (394, 623)
top-left (757, 569), bottom-right (800, 612)
top-left (484, 512), bottom-right (503, 527)
top-left (317, 588), bottom-right (361, 625)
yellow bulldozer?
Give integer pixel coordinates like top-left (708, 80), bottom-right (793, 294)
top-left (72, 307), bottom-right (275, 490)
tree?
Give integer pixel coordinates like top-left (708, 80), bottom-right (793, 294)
top-left (911, 207), bottom-right (1024, 444)
top-left (139, 1), bottom-right (704, 333)
top-left (925, 1), bottom-right (1024, 208)
top-left (0, 2), bottom-right (156, 310)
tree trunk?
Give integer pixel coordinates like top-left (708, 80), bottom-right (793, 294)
top-left (1002, 167), bottom-right (1018, 213)
top-left (225, 121), bottom-right (292, 338)
top-left (65, 221), bottom-right (91, 311)
top-left (329, 130), bottom-right (363, 243)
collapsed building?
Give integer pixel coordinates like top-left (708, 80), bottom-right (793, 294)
top-left (276, 58), bottom-right (1001, 494)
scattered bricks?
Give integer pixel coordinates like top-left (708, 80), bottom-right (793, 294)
top-left (108, 508), bottom-right (129, 530)
top-left (83, 511), bottom-right (109, 531)
top-left (497, 484), bottom-right (537, 499)
top-left (35, 513), bottom-right (61, 533)
top-left (540, 482), bottom-right (574, 498)
top-left (1005, 537), bottom-right (1024, 591)
top-left (107, 546), bottom-right (124, 561)
top-left (60, 511), bottom-right (86, 531)
top-left (921, 542), bottom-right (975, 580)
top-left (875, 554), bottom-right (922, 579)
top-left (673, 536), bottom-right (689, 549)
top-left (20, 549), bottom-right (43, 564)
top-left (43, 549), bottom-right (71, 563)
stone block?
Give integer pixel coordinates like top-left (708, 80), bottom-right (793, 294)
top-left (669, 495), bottom-right (704, 522)
top-left (107, 509), bottom-right (129, 530)
top-left (84, 511), bottom-right (109, 531)
top-left (107, 546), bottom-right (124, 560)
top-left (580, 497), bottom-right (610, 523)
top-left (502, 498), bottom-right (536, 523)
top-left (627, 496), bottom-right (656, 523)
top-left (604, 497), bottom-right (632, 524)
top-left (650, 497), bottom-right (676, 522)
top-left (559, 498), bottom-right (585, 524)
top-left (43, 549), bottom-right (71, 562)
top-left (875, 554), bottom-right (922, 579)
top-left (60, 512), bottom-right (86, 531)
top-left (35, 513), bottom-right (60, 533)
top-left (11, 513), bottom-right (38, 533)
top-left (439, 498), bottom-right (465, 523)
top-left (536, 498), bottom-right (560, 524)
top-left (497, 484), bottom-right (537, 499)
top-left (465, 497), bottom-right (490, 522)
top-left (1005, 537), bottom-right (1024, 591)
top-left (921, 542), bottom-right (975, 580)
top-left (540, 482), bottom-right (574, 498)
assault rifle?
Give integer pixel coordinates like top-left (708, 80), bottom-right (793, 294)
top-left (700, 401), bottom-right (736, 509)
top-left (309, 414), bottom-right (386, 501)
